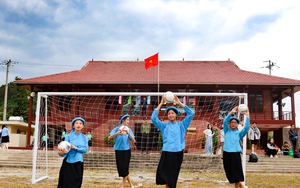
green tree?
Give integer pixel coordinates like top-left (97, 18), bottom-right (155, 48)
top-left (0, 77), bottom-right (31, 121)
top-left (212, 129), bottom-right (219, 154)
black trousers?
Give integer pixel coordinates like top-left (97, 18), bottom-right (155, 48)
top-left (266, 148), bottom-right (278, 156)
top-left (142, 107), bottom-right (147, 116)
top-left (141, 133), bottom-right (149, 152)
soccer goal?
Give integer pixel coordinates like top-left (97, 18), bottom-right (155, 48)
top-left (31, 92), bottom-right (248, 184)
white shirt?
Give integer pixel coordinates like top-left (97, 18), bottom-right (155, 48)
top-left (203, 129), bottom-right (213, 137)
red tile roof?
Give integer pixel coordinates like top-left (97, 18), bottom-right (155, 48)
top-left (15, 60), bottom-right (300, 85)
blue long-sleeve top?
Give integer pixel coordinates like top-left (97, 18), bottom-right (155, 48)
top-left (1, 127), bottom-right (9, 136)
top-left (109, 125), bottom-right (135, 150)
top-left (222, 114), bottom-right (250, 152)
top-left (60, 130), bottom-right (88, 163)
top-left (151, 105), bottom-right (195, 152)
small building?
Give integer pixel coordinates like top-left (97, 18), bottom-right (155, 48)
top-left (0, 117), bottom-right (35, 148)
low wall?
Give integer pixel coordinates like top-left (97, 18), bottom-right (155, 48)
top-left (9, 134), bottom-right (34, 147)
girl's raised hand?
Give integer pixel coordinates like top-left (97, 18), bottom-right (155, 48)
top-left (160, 95), bottom-right (165, 105)
top-left (230, 106), bottom-right (238, 115)
top-left (173, 95), bottom-right (180, 104)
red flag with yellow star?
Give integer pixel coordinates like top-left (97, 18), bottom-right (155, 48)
top-left (144, 53), bottom-right (158, 70)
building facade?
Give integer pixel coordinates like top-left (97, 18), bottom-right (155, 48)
top-left (15, 60), bottom-right (300, 150)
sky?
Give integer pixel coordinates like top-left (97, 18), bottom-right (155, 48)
top-left (1, 0), bottom-right (300, 125)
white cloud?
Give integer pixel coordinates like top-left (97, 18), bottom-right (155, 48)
top-left (0, 0), bottom-right (299, 80)
top-left (2, 0), bottom-right (49, 15)
top-left (1, 0), bottom-right (300, 125)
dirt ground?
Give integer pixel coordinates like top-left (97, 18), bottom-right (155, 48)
top-left (1, 167), bottom-right (300, 188)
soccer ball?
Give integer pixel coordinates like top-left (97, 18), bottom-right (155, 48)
top-left (58, 141), bottom-right (71, 153)
top-left (238, 104), bottom-right (248, 114)
top-left (119, 125), bottom-right (129, 135)
top-left (164, 91), bottom-right (175, 103)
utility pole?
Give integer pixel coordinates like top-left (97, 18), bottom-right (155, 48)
top-left (261, 60), bottom-right (280, 75)
top-left (1, 59), bottom-right (18, 121)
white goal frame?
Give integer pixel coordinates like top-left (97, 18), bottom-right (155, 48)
top-left (31, 91), bottom-right (248, 185)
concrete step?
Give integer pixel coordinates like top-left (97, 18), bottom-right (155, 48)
top-left (0, 149), bottom-right (63, 168)
top-left (245, 154), bottom-right (300, 172)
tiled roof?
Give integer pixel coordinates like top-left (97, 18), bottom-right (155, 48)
top-left (15, 60), bottom-right (300, 85)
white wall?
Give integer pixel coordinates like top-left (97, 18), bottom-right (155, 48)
top-left (9, 134), bottom-right (34, 147)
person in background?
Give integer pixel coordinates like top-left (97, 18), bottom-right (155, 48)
top-left (61, 128), bottom-right (67, 141)
top-left (1, 125), bottom-right (9, 149)
top-left (141, 117), bottom-right (151, 154)
top-left (248, 122), bottom-right (261, 155)
top-left (289, 124), bottom-right (298, 153)
top-left (108, 114), bottom-right (136, 188)
top-left (17, 128), bottom-right (21, 134)
top-left (57, 117), bottom-right (89, 188)
top-left (41, 133), bottom-right (49, 150)
top-left (151, 95), bottom-right (195, 188)
top-left (157, 118), bottom-right (164, 152)
top-left (222, 106), bottom-right (250, 188)
top-left (0, 127), bottom-right (2, 147)
top-left (86, 131), bottom-right (93, 152)
top-left (266, 138), bottom-right (279, 158)
top-left (281, 141), bottom-right (291, 155)
top-left (203, 124), bottom-right (214, 155)
top-left (141, 97), bottom-right (148, 117)
top-left (212, 123), bottom-right (219, 154)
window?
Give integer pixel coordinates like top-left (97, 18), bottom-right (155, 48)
top-left (58, 96), bottom-right (64, 111)
top-left (105, 100), bottom-right (119, 111)
top-left (249, 91), bottom-right (263, 113)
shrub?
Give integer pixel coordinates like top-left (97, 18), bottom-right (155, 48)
top-left (104, 135), bottom-right (115, 147)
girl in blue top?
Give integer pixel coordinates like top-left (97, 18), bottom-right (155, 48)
top-left (61, 128), bottom-right (67, 141)
top-left (57, 117), bottom-right (88, 188)
top-left (1, 125), bottom-right (10, 149)
top-left (151, 95), bottom-right (195, 188)
top-left (109, 114), bottom-right (136, 188)
top-left (222, 106), bottom-right (250, 188)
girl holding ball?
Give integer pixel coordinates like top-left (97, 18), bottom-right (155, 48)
top-left (108, 114), bottom-right (136, 188)
top-left (151, 94), bottom-right (195, 188)
top-left (222, 106), bottom-right (250, 188)
top-left (57, 117), bottom-right (89, 188)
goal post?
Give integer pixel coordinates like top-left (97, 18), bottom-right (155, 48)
top-left (31, 92), bottom-right (248, 184)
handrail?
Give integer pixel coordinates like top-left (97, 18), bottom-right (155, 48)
top-left (273, 111), bottom-right (292, 120)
